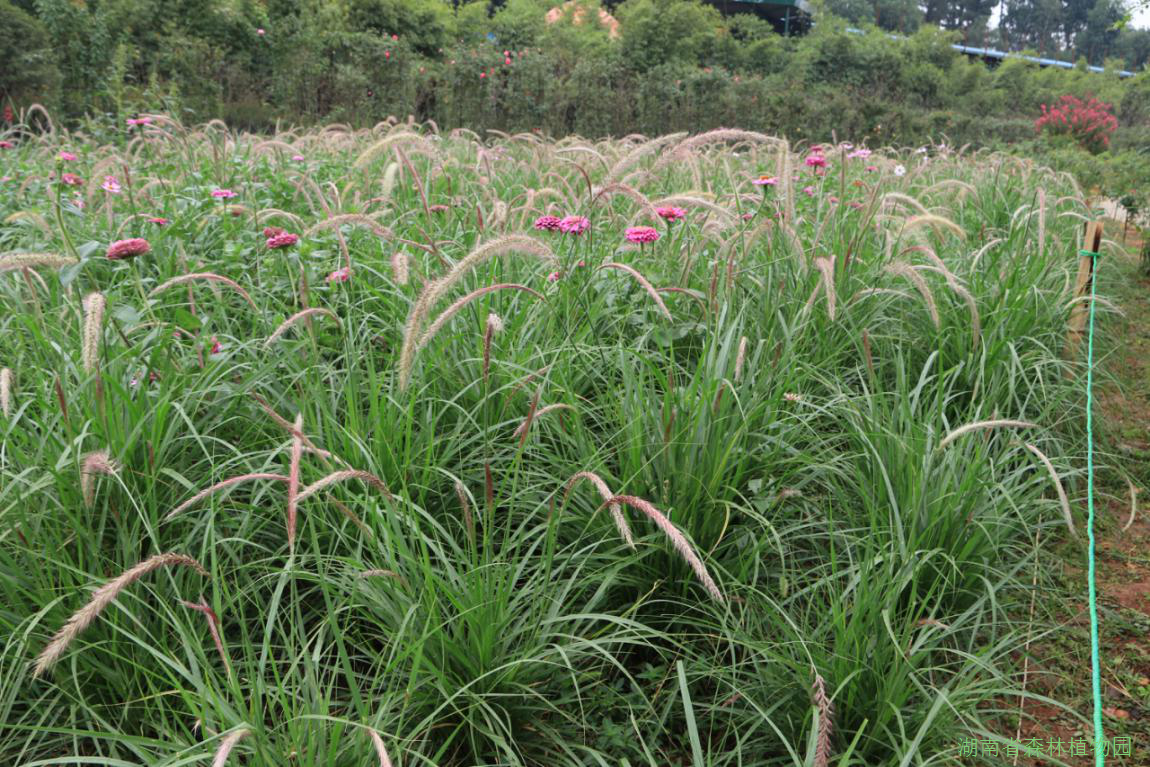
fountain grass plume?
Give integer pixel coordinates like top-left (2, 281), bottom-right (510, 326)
top-left (287, 413), bottom-right (303, 550)
top-left (812, 674), bottom-right (834, 767)
top-left (150, 273), bottom-right (257, 310)
top-left (0, 367), bottom-right (11, 417)
top-left (565, 471), bottom-right (634, 548)
top-left (418, 284), bottom-right (544, 350)
top-left (1021, 442), bottom-right (1076, 539)
top-left (600, 495), bottom-right (723, 602)
top-left (33, 553), bottom-right (209, 677)
top-left (884, 262), bottom-right (940, 329)
top-left (210, 728), bottom-right (250, 767)
top-left (80, 450), bottom-right (119, 508)
top-left (366, 728), bottom-right (394, 767)
top-left (398, 235), bottom-right (557, 390)
top-left (265, 308), bottom-right (341, 346)
top-left (514, 403), bottom-right (575, 441)
top-left (938, 419), bottom-right (1037, 450)
top-left (82, 292), bottom-right (106, 374)
top-left (164, 473), bottom-right (290, 521)
top-left (295, 470), bottom-right (391, 504)
top-left (596, 263), bottom-right (672, 320)
top-left (180, 597), bottom-right (231, 674)
top-left (0, 252), bottom-right (78, 272)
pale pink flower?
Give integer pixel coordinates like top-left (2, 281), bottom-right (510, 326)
top-left (101, 176), bottom-right (122, 194)
top-left (534, 215), bottom-right (562, 231)
top-left (625, 226), bottom-right (660, 244)
top-left (656, 206), bottom-right (687, 222)
top-left (126, 117), bottom-right (152, 126)
top-left (266, 232), bottom-right (299, 249)
top-left (292, 154), bottom-right (305, 162)
top-left (106, 238), bottom-right (151, 260)
top-left (257, 28), bottom-right (265, 36)
top-left (802, 186), bottom-right (815, 197)
top-left (559, 215), bottom-right (590, 235)
top-left (212, 188), bottom-right (237, 199)
top-left (326, 267), bottom-right (352, 283)
top-left (752, 175), bottom-right (777, 186)
top-left (848, 148), bottom-right (872, 159)
top-left (58, 151), bottom-right (78, 162)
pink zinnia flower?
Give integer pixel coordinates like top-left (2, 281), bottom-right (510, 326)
top-left (741, 212), bottom-right (754, 221)
top-left (212, 188), bottom-right (237, 199)
top-left (547, 271), bottom-right (560, 282)
top-left (656, 206), bottom-right (687, 222)
top-left (848, 148), bottom-right (872, 159)
top-left (534, 215), bottom-right (562, 231)
top-left (558, 215), bottom-right (590, 235)
top-left (479, 72), bottom-right (486, 79)
top-left (752, 175), bottom-right (777, 186)
top-left (266, 232), bottom-right (299, 249)
top-left (326, 267), bottom-right (351, 283)
top-left (102, 176), bottom-right (122, 194)
top-left (848, 201), bottom-right (864, 209)
top-left (625, 226), bottom-right (660, 244)
top-left (865, 165), bottom-right (878, 173)
top-left (127, 117), bottom-right (152, 126)
top-left (805, 154), bottom-right (826, 168)
top-left (106, 238), bottom-right (151, 260)
top-left (148, 216), bottom-right (170, 225)
top-left (58, 151), bottom-right (78, 162)
top-left (61, 172), bottom-right (83, 186)
top-left (292, 154), bottom-right (305, 162)
top-left (209, 336), bottom-right (222, 355)
top-left (262, 226), bottom-right (285, 238)
top-left (0, 141), bottom-right (14, 150)
top-left (802, 186), bottom-right (815, 197)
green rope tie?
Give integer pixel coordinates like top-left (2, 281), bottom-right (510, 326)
top-left (1083, 245), bottom-right (1104, 766)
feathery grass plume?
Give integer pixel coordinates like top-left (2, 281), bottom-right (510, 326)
top-left (605, 132), bottom-right (688, 183)
top-left (305, 213), bottom-right (396, 241)
top-left (483, 312), bottom-right (502, 381)
top-left (164, 473), bottom-right (290, 520)
top-left (149, 273), bottom-right (257, 310)
top-left (916, 251), bottom-right (981, 348)
top-left (1125, 476), bottom-right (1139, 532)
top-left (938, 419), bottom-right (1037, 450)
top-left (0, 252), bottom-right (78, 273)
top-left (398, 235), bottom-right (557, 390)
top-left (970, 238), bottom-right (1004, 269)
top-left (898, 214), bottom-right (966, 241)
top-left (33, 552), bottom-right (209, 676)
top-left (80, 450), bottom-right (119, 508)
top-left (1037, 187), bottom-right (1046, 261)
top-left (514, 403), bottom-right (575, 441)
top-left (599, 495), bottom-right (723, 601)
top-left (591, 183), bottom-right (661, 222)
top-left (565, 471), bottom-right (634, 548)
top-left (734, 337), bottom-right (748, 383)
top-left (880, 192), bottom-right (932, 217)
top-left (211, 728), bottom-right (250, 767)
top-left (295, 470), bottom-right (391, 504)
top-left (180, 597), bottom-right (231, 674)
top-left (353, 132), bottom-right (433, 170)
top-left (1021, 443), bottom-right (1076, 540)
top-left (814, 257), bottom-right (836, 321)
top-left (884, 262), bottom-right (940, 329)
top-left (390, 250), bottom-right (410, 285)
top-left (0, 367), bottom-right (11, 417)
top-left (366, 728), bottom-right (394, 767)
top-left (265, 307), bottom-right (341, 347)
top-left (5, 212), bottom-right (56, 239)
top-left (250, 394), bottom-right (338, 463)
top-left (455, 479), bottom-right (475, 544)
top-left (418, 284), bottom-right (544, 349)
top-left (287, 413), bottom-right (303, 550)
top-left (380, 162), bottom-right (400, 204)
top-left (597, 263), bottom-right (672, 320)
top-left (812, 674), bottom-right (834, 767)
top-left (81, 292), bottom-right (106, 374)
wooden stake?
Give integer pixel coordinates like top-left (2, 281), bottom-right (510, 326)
top-left (1067, 221), bottom-right (1103, 360)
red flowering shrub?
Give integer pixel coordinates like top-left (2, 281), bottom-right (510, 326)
top-left (1035, 95), bottom-right (1117, 153)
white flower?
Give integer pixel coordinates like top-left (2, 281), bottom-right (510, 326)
top-left (893, 164), bottom-right (907, 177)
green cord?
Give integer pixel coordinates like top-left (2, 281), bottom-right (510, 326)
top-left (1083, 246), bottom-right (1104, 766)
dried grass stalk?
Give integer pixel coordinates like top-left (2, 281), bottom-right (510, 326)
top-left (734, 337), bottom-right (748, 382)
top-left (513, 403), bottom-right (574, 441)
top-left (34, 553), bottom-right (209, 676)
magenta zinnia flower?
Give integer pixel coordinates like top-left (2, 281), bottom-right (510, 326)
top-left (106, 238), bottom-right (151, 260)
top-left (656, 206), bottom-right (687, 222)
top-left (547, 271), bottom-right (560, 282)
top-left (0, 141), bottom-right (14, 150)
top-left (262, 226), bottom-right (285, 238)
top-left (266, 232), bottom-right (299, 249)
top-left (209, 336), bottom-right (222, 355)
top-left (534, 215), bottom-right (562, 231)
top-left (326, 267), bottom-right (351, 283)
top-left (558, 215), bottom-right (590, 235)
top-left (102, 176), bottom-right (122, 194)
top-left (212, 188), bottom-right (237, 199)
top-left (58, 151), bottom-right (78, 162)
top-left (127, 117), bottom-right (152, 126)
top-left (805, 154), bottom-right (826, 168)
top-left (625, 226), bottom-right (660, 244)
top-left (292, 154), bottom-right (305, 162)
top-left (148, 217), bottom-right (170, 225)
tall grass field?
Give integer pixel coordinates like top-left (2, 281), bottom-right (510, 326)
top-left (0, 115), bottom-right (1096, 765)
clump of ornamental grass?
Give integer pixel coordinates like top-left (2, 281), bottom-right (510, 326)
top-left (33, 552), bottom-right (209, 677)
top-left (80, 450), bottom-right (119, 508)
top-left (81, 291), bottom-right (106, 374)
